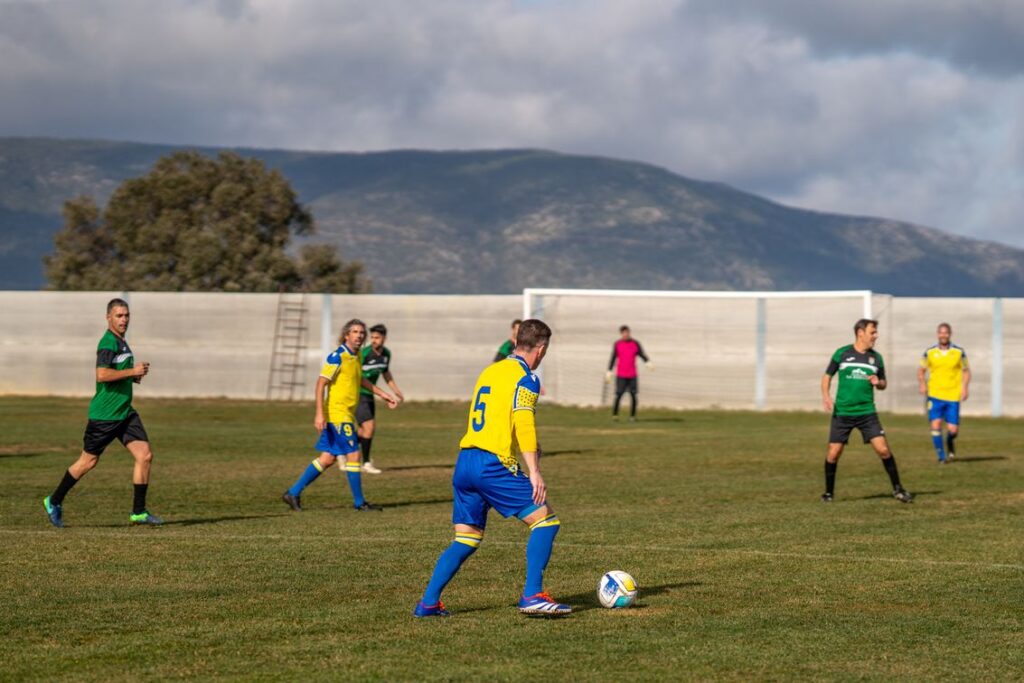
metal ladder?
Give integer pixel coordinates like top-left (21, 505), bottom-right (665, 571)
top-left (266, 293), bottom-right (309, 400)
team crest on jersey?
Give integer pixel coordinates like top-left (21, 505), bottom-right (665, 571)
top-left (114, 352), bottom-right (133, 364)
top-left (868, 356), bottom-right (875, 365)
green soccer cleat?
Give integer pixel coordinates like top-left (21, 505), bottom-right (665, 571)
top-left (43, 496), bottom-right (64, 528)
top-left (130, 511), bottom-right (163, 526)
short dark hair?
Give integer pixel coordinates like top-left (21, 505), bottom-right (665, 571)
top-left (338, 318), bottom-right (366, 344)
top-left (106, 298), bottom-right (129, 314)
top-left (853, 318), bottom-right (878, 335)
top-left (511, 319), bottom-right (522, 328)
top-left (369, 323), bottom-right (388, 336)
top-left (937, 322), bottom-right (952, 333)
top-left (619, 325), bottom-right (630, 333)
top-left (516, 319), bottom-right (552, 351)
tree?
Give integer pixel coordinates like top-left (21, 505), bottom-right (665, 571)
top-left (44, 151), bottom-right (367, 292)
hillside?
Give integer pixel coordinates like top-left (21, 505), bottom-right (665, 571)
top-left (1, 137), bottom-right (1022, 295)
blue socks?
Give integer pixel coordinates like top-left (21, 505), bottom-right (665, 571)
top-left (288, 460), bottom-right (325, 496)
top-left (931, 430), bottom-right (945, 461)
top-left (523, 514), bottom-right (560, 597)
top-left (344, 461), bottom-right (366, 507)
top-left (422, 532), bottom-right (482, 605)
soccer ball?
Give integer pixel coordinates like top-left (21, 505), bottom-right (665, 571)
top-left (598, 570), bottom-right (638, 608)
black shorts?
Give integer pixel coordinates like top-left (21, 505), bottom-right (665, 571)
top-left (615, 377), bottom-right (638, 394)
top-left (356, 394), bottom-right (376, 425)
top-left (83, 412), bottom-right (149, 456)
top-left (829, 413), bottom-right (885, 445)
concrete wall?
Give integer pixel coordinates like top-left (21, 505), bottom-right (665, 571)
top-left (0, 291), bottom-right (1018, 416)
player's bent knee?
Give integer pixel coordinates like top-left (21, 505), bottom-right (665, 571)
top-left (528, 513), bottom-right (561, 531)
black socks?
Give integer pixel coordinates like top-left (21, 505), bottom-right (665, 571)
top-left (359, 437), bottom-right (374, 462)
top-left (882, 455), bottom-right (902, 489)
top-left (946, 432), bottom-right (957, 454)
top-left (133, 484), bottom-right (148, 515)
top-left (824, 461), bottom-right (837, 495)
top-left (50, 470), bottom-right (79, 506)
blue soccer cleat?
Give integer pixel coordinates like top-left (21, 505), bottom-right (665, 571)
top-left (129, 511), bottom-right (164, 526)
top-left (518, 592), bottom-right (572, 616)
top-left (413, 601), bottom-right (450, 618)
top-left (43, 496), bottom-right (64, 528)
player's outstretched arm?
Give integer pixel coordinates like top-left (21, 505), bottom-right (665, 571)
top-left (362, 378), bottom-right (398, 408)
top-left (97, 364), bottom-right (148, 383)
top-left (383, 371), bottom-right (404, 402)
top-left (313, 376), bottom-right (329, 431)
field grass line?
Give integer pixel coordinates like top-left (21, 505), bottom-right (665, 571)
top-left (2, 528), bottom-right (1021, 572)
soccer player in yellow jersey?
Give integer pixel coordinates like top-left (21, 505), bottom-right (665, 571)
top-left (918, 322), bottom-right (971, 463)
top-left (414, 319), bottom-right (570, 617)
top-left (282, 319), bottom-right (399, 511)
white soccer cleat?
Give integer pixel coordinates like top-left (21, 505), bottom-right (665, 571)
top-left (362, 461), bottom-right (382, 474)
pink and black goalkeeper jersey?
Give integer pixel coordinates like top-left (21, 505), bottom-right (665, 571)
top-left (609, 339), bottom-right (649, 379)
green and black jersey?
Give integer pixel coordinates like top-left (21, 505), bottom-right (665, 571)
top-left (88, 330), bottom-right (135, 421)
top-left (360, 345), bottom-right (391, 396)
top-left (825, 344), bottom-right (886, 416)
top-left (494, 339), bottom-right (515, 362)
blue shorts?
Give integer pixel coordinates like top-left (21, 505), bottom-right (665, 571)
top-left (451, 448), bottom-right (542, 529)
top-left (927, 398), bottom-right (960, 425)
top-left (314, 422), bottom-right (360, 456)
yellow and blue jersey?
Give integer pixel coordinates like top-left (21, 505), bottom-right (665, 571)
top-left (320, 344), bottom-right (363, 425)
top-left (459, 355), bottom-right (541, 472)
top-left (921, 344), bottom-right (968, 403)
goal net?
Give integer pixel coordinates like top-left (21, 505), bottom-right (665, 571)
top-left (523, 288), bottom-right (879, 412)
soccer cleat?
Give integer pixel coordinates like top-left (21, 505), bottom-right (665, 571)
top-left (129, 511), bottom-right (163, 526)
top-left (43, 496), bottom-right (64, 528)
top-left (361, 461), bottom-right (382, 474)
top-left (893, 487), bottom-right (914, 503)
top-left (947, 449), bottom-right (956, 461)
top-left (821, 492), bottom-right (833, 503)
top-left (518, 592), bottom-right (572, 616)
top-left (413, 601), bottom-right (450, 618)
top-left (355, 502), bottom-right (383, 511)
top-left (281, 492), bottom-right (302, 512)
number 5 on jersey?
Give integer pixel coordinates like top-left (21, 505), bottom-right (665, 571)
top-left (471, 386), bottom-right (491, 432)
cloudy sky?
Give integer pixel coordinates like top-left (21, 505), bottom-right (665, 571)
top-left (2, 0), bottom-right (1022, 246)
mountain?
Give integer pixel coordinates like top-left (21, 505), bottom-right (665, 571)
top-left (1, 137), bottom-right (1022, 295)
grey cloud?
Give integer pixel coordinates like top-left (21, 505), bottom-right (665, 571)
top-left (690, 0), bottom-right (1024, 76)
top-left (0, 0), bottom-right (1021, 247)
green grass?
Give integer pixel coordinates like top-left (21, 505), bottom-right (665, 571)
top-left (1, 396), bottom-right (1022, 682)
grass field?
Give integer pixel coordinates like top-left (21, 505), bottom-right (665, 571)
top-left (1, 396), bottom-right (1022, 681)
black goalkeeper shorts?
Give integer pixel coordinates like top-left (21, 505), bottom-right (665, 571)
top-left (829, 413), bottom-right (885, 445)
top-left (83, 412), bottom-right (149, 456)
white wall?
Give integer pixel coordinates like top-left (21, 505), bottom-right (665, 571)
top-left (0, 291), bottom-right (1018, 416)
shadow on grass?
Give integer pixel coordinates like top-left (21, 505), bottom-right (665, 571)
top-left (386, 464), bottom-right (453, 472)
top-left (857, 490), bottom-right (942, 501)
top-left (0, 451), bottom-right (49, 459)
top-left (164, 514), bottom-right (292, 527)
top-left (384, 497), bottom-right (453, 509)
top-left (630, 417), bottom-right (686, 424)
top-left (951, 456), bottom-right (1007, 463)
top-left (559, 580), bottom-right (703, 613)
top-left (82, 513), bottom-right (290, 528)
top-left (543, 449), bottom-right (590, 457)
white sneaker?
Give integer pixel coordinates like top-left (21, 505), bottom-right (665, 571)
top-left (362, 461), bottom-right (382, 474)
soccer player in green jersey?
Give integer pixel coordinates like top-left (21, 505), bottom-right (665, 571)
top-left (43, 298), bottom-right (163, 527)
top-left (357, 324), bottom-right (404, 474)
top-left (821, 318), bottom-right (913, 504)
top-left (493, 319), bottom-right (521, 362)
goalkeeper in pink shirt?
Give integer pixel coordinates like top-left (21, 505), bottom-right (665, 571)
top-left (606, 325), bottom-right (651, 421)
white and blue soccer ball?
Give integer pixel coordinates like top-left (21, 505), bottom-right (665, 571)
top-left (598, 570), bottom-right (638, 608)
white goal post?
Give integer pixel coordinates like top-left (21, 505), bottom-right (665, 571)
top-left (522, 288), bottom-right (874, 411)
